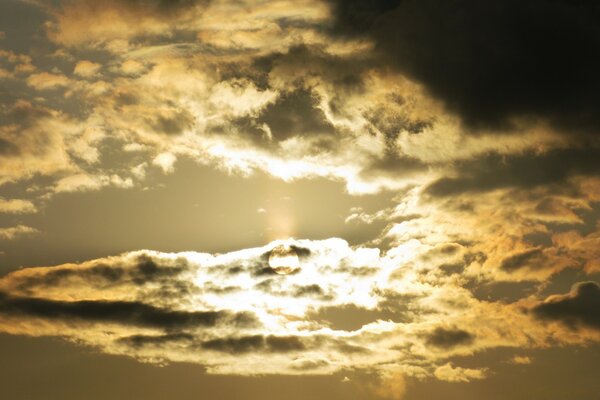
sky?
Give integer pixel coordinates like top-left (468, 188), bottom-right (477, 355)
top-left (1, 0), bottom-right (600, 399)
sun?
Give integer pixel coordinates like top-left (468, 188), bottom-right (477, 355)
top-left (268, 244), bottom-right (300, 275)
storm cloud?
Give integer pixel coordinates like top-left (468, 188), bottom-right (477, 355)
top-left (327, 0), bottom-right (600, 135)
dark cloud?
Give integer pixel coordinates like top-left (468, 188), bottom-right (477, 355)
top-left (222, 44), bottom-right (372, 145)
top-left (201, 335), bottom-right (305, 354)
top-left (327, 0), bottom-right (600, 135)
top-left (289, 245), bottom-right (311, 259)
top-left (202, 283), bottom-right (240, 294)
top-left (500, 248), bottom-right (545, 272)
top-left (88, 264), bottom-right (126, 282)
top-left (426, 148), bottom-right (600, 196)
top-left (257, 88), bottom-right (335, 141)
top-left (290, 359), bottom-right (330, 371)
top-left (252, 266), bottom-right (279, 277)
top-left (425, 327), bottom-right (474, 349)
top-left (149, 110), bottom-right (195, 135)
top-left (11, 255), bottom-right (187, 293)
top-left (1, 100), bottom-right (52, 129)
top-left (55, 0), bottom-right (211, 16)
top-left (307, 304), bottom-right (410, 331)
top-left (0, 292), bottom-right (257, 330)
top-left (119, 332), bottom-right (194, 347)
top-left (359, 152), bottom-right (428, 181)
top-left (141, 0), bottom-right (209, 10)
top-left (365, 98), bottom-right (433, 141)
top-left (252, 44), bottom-right (369, 93)
top-left (131, 255), bottom-right (186, 284)
top-left (438, 262), bottom-right (465, 276)
top-left (470, 280), bottom-right (537, 303)
top-left (532, 281), bottom-right (600, 330)
top-left (252, 280), bottom-right (330, 300)
top-left (0, 138), bottom-right (21, 156)
top-left (292, 284), bottom-right (329, 299)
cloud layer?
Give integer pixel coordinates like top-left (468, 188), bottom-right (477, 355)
top-left (1, 239), bottom-right (598, 378)
top-left (1, 1), bottom-right (600, 395)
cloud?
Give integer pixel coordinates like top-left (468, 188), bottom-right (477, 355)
top-left (510, 355), bottom-right (532, 365)
top-left (52, 173), bottom-right (134, 193)
top-left (0, 225), bottom-right (38, 240)
top-left (0, 292), bottom-right (256, 330)
top-left (433, 363), bottom-right (486, 383)
top-left (200, 334), bottom-right (306, 354)
top-left (255, 87), bottom-right (335, 141)
top-left (0, 198), bottom-right (36, 214)
top-left (532, 281), bottom-right (600, 330)
top-left (45, 0), bottom-right (213, 47)
top-left (0, 238), bottom-right (596, 377)
top-left (7, 0), bottom-right (584, 202)
top-left (500, 248), bottom-right (546, 273)
top-left (0, 100), bottom-right (75, 185)
top-left (426, 149), bottom-right (600, 197)
top-left (326, 0), bottom-right (600, 136)
top-left (425, 327), bottom-right (474, 349)
top-left (73, 60), bottom-right (102, 78)
top-left (1, 4), bottom-right (599, 397)
top-left (26, 72), bottom-right (70, 90)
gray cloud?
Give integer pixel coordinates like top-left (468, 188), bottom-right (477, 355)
top-left (426, 148), bottom-right (600, 196)
top-left (532, 281), bottom-right (600, 330)
top-left (326, 0), bottom-right (600, 136)
top-left (500, 248), bottom-right (545, 273)
top-left (0, 291), bottom-right (257, 330)
top-left (425, 327), bottom-right (474, 349)
top-left (201, 335), bottom-right (306, 354)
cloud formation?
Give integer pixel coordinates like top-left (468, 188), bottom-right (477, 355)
top-left (1, 239), bottom-right (597, 378)
top-left (1, 1), bottom-right (600, 396)
top-left (532, 282), bottom-right (600, 330)
top-left (327, 0), bottom-right (600, 135)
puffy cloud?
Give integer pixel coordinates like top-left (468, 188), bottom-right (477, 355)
top-left (119, 59), bottom-right (146, 75)
top-left (0, 198), bottom-right (36, 214)
top-left (0, 100), bottom-right (80, 185)
top-left (73, 60), bottom-right (102, 78)
top-left (26, 72), bottom-right (70, 90)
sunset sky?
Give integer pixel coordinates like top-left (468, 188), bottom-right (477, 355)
top-left (1, 1), bottom-right (600, 399)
